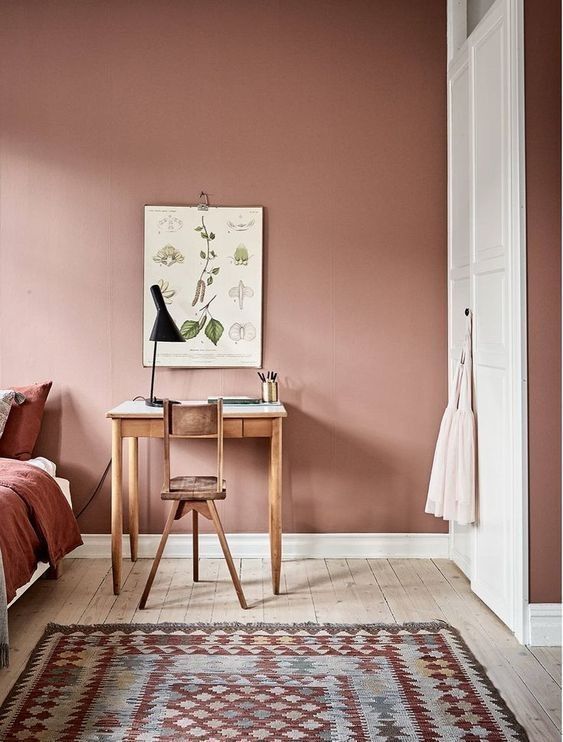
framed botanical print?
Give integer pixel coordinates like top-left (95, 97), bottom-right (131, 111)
top-left (144, 205), bottom-right (263, 367)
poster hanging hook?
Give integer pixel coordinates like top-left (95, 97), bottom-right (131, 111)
top-left (198, 191), bottom-right (209, 211)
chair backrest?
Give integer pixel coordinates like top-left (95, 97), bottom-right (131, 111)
top-left (162, 399), bottom-right (224, 493)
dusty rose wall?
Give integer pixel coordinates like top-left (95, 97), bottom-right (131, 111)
top-left (525, 0), bottom-right (562, 603)
top-left (0, 1), bottom-right (448, 536)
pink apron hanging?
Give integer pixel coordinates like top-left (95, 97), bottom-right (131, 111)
top-left (425, 314), bottom-right (476, 525)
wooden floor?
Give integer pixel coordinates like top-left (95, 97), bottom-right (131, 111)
top-left (2, 558), bottom-right (561, 741)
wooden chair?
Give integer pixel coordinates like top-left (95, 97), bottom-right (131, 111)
top-left (139, 399), bottom-right (247, 610)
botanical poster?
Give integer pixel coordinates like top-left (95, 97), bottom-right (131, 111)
top-left (144, 205), bottom-right (263, 367)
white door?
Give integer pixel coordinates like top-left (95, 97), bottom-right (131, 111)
top-left (448, 44), bottom-right (473, 578)
top-left (447, 0), bottom-right (527, 638)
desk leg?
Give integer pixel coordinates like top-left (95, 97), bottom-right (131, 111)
top-left (128, 437), bottom-right (139, 562)
top-left (111, 419), bottom-right (123, 595)
top-left (269, 418), bottom-right (282, 594)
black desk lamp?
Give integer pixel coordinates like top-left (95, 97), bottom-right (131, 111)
top-left (146, 284), bottom-right (185, 407)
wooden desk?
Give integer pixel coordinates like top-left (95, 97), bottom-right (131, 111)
top-left (106, 400), bottom-right (287, 596)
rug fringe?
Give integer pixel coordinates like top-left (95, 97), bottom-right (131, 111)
top-left (42, 620), bottom-right (453, 636)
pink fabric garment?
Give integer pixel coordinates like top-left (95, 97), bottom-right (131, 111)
top-left (425, 315), bottom-right (476, 525)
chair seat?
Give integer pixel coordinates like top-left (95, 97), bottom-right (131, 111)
top-left (162, 476), bottom-right (226, 501)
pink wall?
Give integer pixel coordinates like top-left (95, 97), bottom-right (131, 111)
top-left (525, 0), bottom-right (562, 603)
top-left (0, 0), bottom-right (448, 536)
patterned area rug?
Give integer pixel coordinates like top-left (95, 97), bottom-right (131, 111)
top-left (0, 622), bottom-right (526, 740)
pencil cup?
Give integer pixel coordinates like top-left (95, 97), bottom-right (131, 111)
top-left (262, 381), bottom-right (279, 403)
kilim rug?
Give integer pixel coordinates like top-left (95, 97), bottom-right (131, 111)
top-left (0, 622), bottom-right (527, 741)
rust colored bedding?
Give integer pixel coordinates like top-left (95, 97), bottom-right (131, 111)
top-left (0, 459), bottom-right (82, 602)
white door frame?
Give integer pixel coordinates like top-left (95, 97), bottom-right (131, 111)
top-left (446, 0), bottom-right (528, 643)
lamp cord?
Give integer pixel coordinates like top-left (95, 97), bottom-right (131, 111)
top-left (75, 394), bottom-right (146, 518)
top-left (75, 459), bottom-right (112, 519)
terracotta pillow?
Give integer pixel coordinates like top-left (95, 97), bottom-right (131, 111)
top-left (0, 382), bottom-right (52, 460)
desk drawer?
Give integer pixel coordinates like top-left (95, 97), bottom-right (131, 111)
top-left (120, 419), bottom-right (244, 438)
top-left (223, 419), bottom-right (243, 438)
top-left (121, 419), bottom-right (163, 437)
top-left (243, 419), bottom-right (272, 437)
top-left (120, 417), bottom-right (246, 438)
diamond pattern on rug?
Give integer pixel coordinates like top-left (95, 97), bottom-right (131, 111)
top-left (0, 623), bottom-right (527, 741)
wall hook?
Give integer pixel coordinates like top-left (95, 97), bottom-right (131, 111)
top-left (198, 191), bottom-right (209, 211)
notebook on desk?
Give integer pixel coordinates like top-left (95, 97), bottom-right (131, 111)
top-left (207, 396), bottom-right (281, 406)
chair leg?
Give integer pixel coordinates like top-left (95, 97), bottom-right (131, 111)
top-left (207, 500), bottom-right (248, 610)
top-left (193, 510), bottom-right (199, 582)
top-left (139, 500), bottom-right (180, 609)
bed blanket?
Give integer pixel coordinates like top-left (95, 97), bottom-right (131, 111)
top-left (0, 459), bottom-right (82, 666)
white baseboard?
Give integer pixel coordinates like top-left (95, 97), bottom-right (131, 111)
top-left (527, 604), bottom-right (562, 646)
top-left (74, 533), bottom-right (449, 560)
top-left (450, 549), bottom-right (472, 580)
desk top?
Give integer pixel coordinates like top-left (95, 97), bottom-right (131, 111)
top-left (107, 399), bottom-right (287, 420)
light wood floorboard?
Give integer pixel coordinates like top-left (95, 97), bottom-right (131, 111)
top-left (2, 558), bottom-right (560, 741)
top-left (530, 646), bottom-right (562, 688)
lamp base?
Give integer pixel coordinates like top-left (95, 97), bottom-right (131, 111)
top-left (145, 397), bottom-right (179, 407)
top-left (145, 397), bottom-right (163, 407)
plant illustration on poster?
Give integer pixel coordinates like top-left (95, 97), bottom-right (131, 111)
top-left (144, 205), bottom-right (263, 367)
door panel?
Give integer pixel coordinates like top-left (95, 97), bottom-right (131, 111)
top-left (450, 62), bottom-right (471, 271)
top-left (474, 365), bottom-right (510, 619)
top-left (473, 21), bottom-right (505, 257)
top-left (447, 0), bottom-right (526, 635)
top-left (475, 270), bottom-right (506, 350)
top-left (448, 54), bottom-right (471, 377)
top-left (471, 3), bottom-right (515, 630)
top-left (448, 52), bottom-right (473, 577)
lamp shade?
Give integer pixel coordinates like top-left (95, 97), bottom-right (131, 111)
top-left (149, 285), bottom-right (186, 343)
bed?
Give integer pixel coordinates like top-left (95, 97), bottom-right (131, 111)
top-left (0, 382), bottom-right (83, 666)
top-left (6, 457), bottom-right (77, 607)
top-left (0, 457), bottom-right (82, 608)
